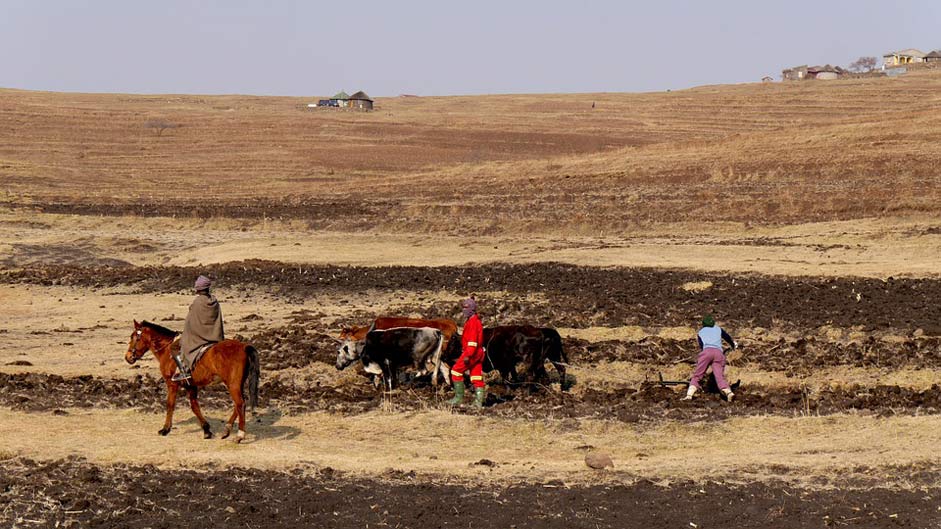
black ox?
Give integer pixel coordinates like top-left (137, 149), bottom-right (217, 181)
top-left (445, 325), bottom-right (568, 390)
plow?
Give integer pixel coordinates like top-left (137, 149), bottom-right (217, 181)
top-left (655, 372), bottom-right (741, 396)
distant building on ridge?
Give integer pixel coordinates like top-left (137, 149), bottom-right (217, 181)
top-left (781, 65), bottom-right (808, 81)
top-left (882, 49), bottom-right (927, 67)
top-left (348, 91), bottom-right (374, 111)
top-left (925, 50), bottom-right (941, 63)
top-left (330, 91), bottom-right (350, 108)
top-left (311, 90), bottom-right (373, 111)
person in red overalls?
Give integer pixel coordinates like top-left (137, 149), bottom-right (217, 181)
top-left (449, 296), bottom-right (486, 408)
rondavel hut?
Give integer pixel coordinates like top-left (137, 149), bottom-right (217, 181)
top-left (348, 91), bottom-right (374, 111)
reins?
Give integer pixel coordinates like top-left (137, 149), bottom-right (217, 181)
top-left (133, 330), bottom-right (179, 362)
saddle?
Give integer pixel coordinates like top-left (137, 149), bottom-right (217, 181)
top-left (182, 342), bottom-right (215, 371)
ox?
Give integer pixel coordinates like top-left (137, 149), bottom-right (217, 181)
top-left (444, 325), bottom-right (568, 390)
top-left (338, 317), bottom-right (458, 342)
top-left (337, 317), bottom-right (458, 385)
top-left (336, 327), bottom-right (447, 390)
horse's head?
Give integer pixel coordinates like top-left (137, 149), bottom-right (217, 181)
top-left (125, 320), bottom-right (151, 364)
top-left (335, 338), bottom-right (363, 371)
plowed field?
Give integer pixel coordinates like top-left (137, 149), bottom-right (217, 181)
top-left (3, 73), bottom-right (941, 527)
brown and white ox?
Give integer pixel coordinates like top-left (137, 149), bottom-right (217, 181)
top-left (337, 317), bottom-right (459, 385)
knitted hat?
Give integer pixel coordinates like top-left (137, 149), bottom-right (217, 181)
top-left (702, 314), bottom-right (716, 327)
top-left (195, 275), bottom-right (212, 291)
top-left (461, 297), bottom-right (477, 313)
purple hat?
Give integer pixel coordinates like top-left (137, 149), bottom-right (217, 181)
top-left (195, 275), bottom-right (212, 291)
top-left (461, 297), bottom-right (477, 315)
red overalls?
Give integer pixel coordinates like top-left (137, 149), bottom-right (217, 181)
top-left (451, 313), bottom-right (485, 388)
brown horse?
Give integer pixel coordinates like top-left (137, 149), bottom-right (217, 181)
top-left (125, 320), bottom-right (260, 442)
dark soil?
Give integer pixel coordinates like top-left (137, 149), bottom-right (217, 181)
top-left (566, 335), bottom-right (941, 372)
top-left (487, 383), bottom-right (941, 423)
top-left (5, 261), bottom-right (941, 330)
top-left (1, 457), bottom-right (937, 529)
top-left (26, 196), bottom-right (400, 228)
top-left (237, 327), bottom-right (338, 371)
top-left (3, 372), bottom-right (939, 423)
top-left (207, 319), bottom-right (941, 375)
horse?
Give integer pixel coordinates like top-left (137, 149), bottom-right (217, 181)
top-left (124, 320), bottom-right (260, 442)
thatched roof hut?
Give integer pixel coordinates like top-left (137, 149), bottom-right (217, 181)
top-left (349, 91), bottom-right (374, 111)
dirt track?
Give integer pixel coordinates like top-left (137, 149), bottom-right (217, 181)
top-left (5, 261), bottom-right (941, 330)
top-left (2, 457), bottom-right (937, 529)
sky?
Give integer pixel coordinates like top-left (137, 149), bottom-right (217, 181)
top-left (1, 0), bottom-right (938, 96)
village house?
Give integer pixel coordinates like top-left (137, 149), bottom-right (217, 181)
top-left (925, 50), bottom-right (941, 63)
top-left (348, 91), bottom-right (374, 111)
top-left (329, 91), bottom-right (350, 108)
top-left (782, 64), bottom-right (846, 81)
top-left (882, 49), bottom-right (926, 67)
top-left (312, 90), bottom-right (373, 111)
top-left (781, 65), bottom-right (808, 81)
top-left (806, 65), bottom-right (846, 80)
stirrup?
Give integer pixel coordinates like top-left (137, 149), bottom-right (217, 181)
top-left (171, 371), bottom-right (192, 382)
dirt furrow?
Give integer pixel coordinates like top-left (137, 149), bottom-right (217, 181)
top-left (4, 261), bottom-right (941, 330)
top-left (2, 372), bottom-right (939, 423)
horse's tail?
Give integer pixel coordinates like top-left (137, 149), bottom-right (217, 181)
top-left (244, 345), bottom-right (260, 413)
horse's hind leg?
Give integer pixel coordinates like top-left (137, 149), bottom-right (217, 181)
top-left (187, 387), bottom-right (212, 439)
top-left (222, 408), bottom-right (237, 439)
top-left (226, 384), bottom-right (246, 443)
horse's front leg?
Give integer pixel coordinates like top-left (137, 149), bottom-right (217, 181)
top-left (187, 387), bottom-right (213, 439)
top-left (159, 380), bottom-right (180, 436)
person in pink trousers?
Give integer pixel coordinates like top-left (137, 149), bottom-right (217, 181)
top-left (682, 314), bottom-right (738, 402)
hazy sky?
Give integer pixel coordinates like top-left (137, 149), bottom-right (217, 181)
top-left (2, 0), bottom-right (938, 96)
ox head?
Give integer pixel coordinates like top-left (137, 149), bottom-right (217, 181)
top-left (125, 320), bottom-right (150, 365)
top-left (335, 338), bottom-right (364, 370)
top-left (443, 333), bottom-right (463, 363)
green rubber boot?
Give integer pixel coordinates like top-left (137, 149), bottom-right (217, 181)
top-left (472, 387), bottom-right (486, 409)
top-left (448, 381), bottom-right (465, 406)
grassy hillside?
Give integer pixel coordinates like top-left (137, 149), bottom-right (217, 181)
top-left (1, 70), bottom-right (939, 234)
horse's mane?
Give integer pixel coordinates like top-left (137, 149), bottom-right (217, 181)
top-left (141, 321), bottom-right (181, 337)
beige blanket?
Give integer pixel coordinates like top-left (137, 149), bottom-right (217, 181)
top-left (180, 293), bottom-right (224, 367)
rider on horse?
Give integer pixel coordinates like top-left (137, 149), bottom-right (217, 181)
top-left (173, 275), bottom-right (225, 382)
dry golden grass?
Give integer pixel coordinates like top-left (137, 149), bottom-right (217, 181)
top-left (4, 210), bottom-right (941, 278)
top-left (1, 408), bottom-right (938, 488)
top-left (2, 70), bottom-right (940, 234)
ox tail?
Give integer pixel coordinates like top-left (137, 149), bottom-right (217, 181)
top-left (544, 328), bottom-right (568, 391)
top-left (431, 331), bottom-right (445, 386)
top-left (243, 345), bottom-right (260, 413)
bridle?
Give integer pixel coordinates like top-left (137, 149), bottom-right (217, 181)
top-left (128, 328), bottom-right (176, 363)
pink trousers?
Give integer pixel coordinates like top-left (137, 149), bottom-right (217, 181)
top-left (690, 347), bottom-right (729, 390)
